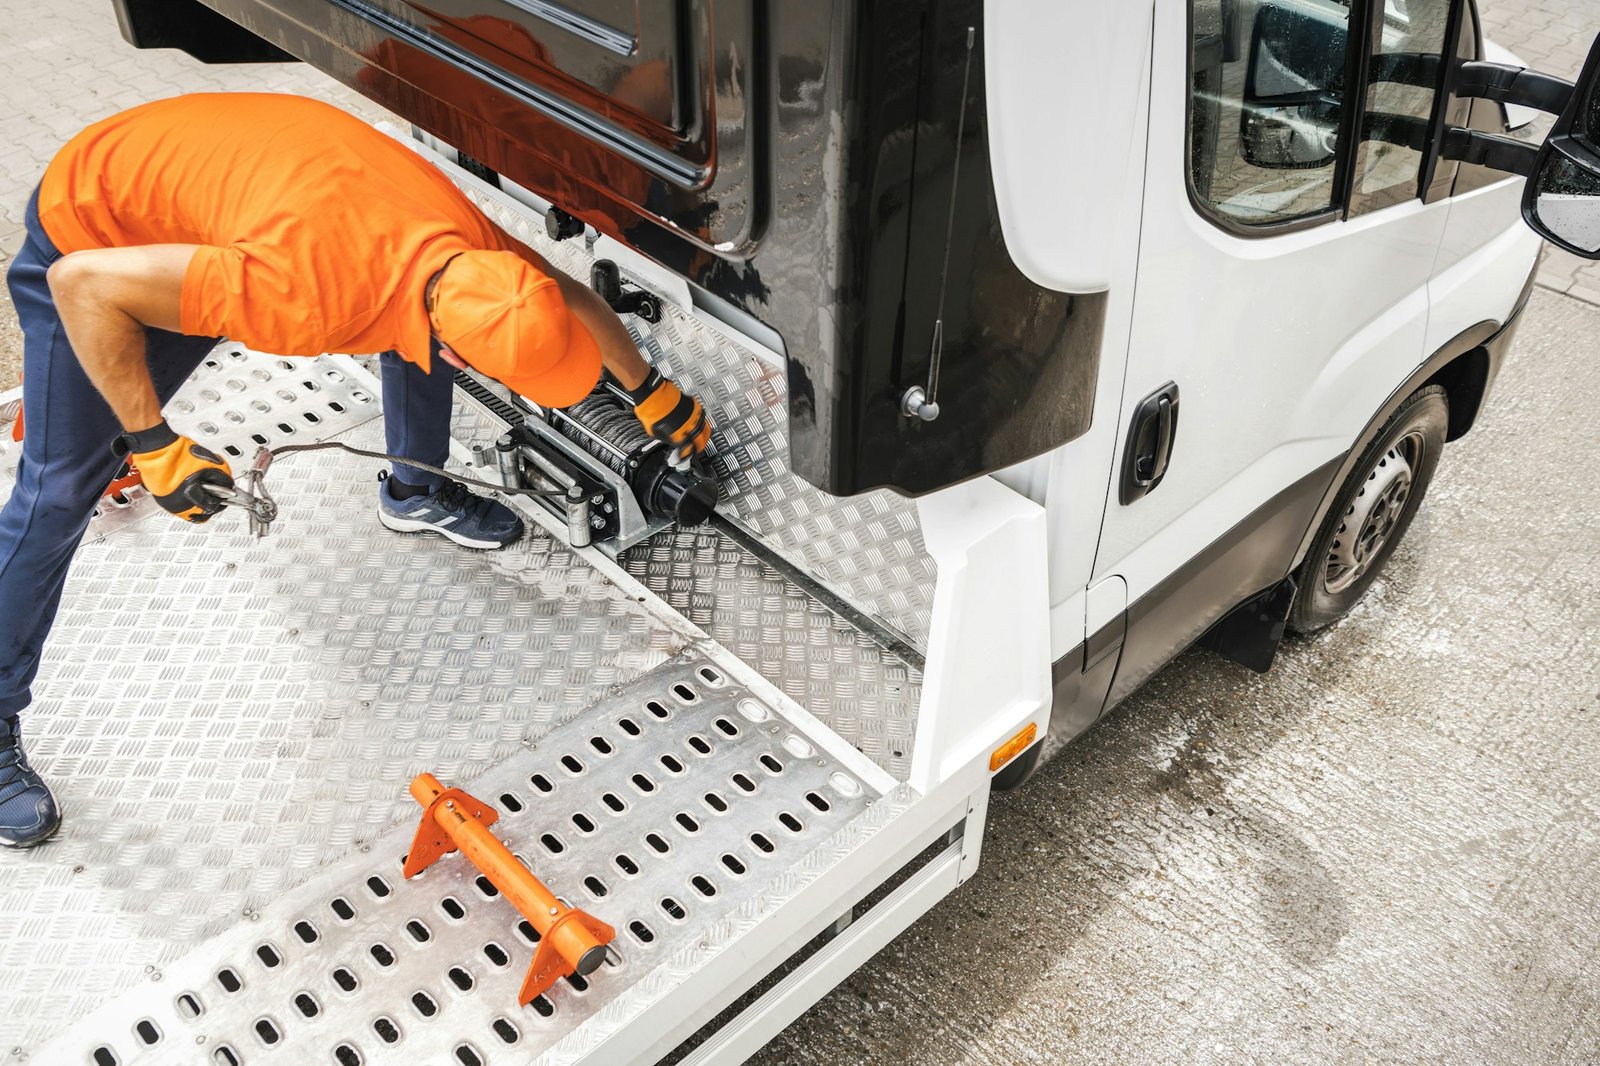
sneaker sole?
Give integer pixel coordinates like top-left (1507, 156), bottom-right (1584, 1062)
top-left (378, 507), bottom-right (521, 550)
top-left (0, 812), bottom-right (62, 849)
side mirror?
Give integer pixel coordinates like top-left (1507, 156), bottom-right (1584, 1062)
top-left (1523, 40), bottom-right (1600, 256)
top-left (1239, 1), bottom-right (1348, 170)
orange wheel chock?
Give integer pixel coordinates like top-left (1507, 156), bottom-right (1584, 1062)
top-left (104, 459), bottom-right (143, 501)
top-left (403, 773), bottom-right (616, 1004)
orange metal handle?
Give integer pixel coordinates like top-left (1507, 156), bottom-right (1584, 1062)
top-left (404, 773), bottom-right (615, 1004)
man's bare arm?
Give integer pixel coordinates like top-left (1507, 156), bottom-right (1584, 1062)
top-left (548, 268), bottom-right (650, 390)
top-left (46, 244), bottom-right (201, 430)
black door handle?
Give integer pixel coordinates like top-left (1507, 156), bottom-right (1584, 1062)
top-left (1121, 382), bottom-right (1180, 505)
top-left (1135, 396), bottom-right (1174, 485)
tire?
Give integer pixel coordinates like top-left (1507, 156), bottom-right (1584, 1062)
top-left (1288, 384), bottom-right (1449, 635)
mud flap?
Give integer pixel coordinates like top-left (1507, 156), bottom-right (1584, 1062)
top-left (1199, 576), bottom-right (1298, 673)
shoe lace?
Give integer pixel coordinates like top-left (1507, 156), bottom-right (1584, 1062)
top-left (0, 739), bottom-right (35, 803)
top-left (435, 480), bottom-right (493, 520)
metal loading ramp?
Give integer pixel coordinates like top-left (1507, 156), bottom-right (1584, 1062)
top-left (36, 656), bottom-right (883, 1066)
top-left (0, 342), bottom-right (926, 1062)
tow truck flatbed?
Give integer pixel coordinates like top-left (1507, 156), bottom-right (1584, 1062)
top-left (0, 147), bottom-right (1018, 1065)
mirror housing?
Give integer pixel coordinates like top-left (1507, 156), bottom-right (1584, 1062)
top-left (1521, 35), bottom-right (1600, 257)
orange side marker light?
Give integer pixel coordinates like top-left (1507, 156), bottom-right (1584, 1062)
top-left (990, 722), bottom-right (1038, 772)
top-left (404, 773), bottom-right (615, 1004)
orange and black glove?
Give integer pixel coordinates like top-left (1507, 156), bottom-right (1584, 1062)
top-left (112, 420), bottom-right (234, 523)
top-left (626, 368), bottom-right (712, 466)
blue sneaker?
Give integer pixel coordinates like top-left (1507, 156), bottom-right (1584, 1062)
top-left (0, 717), bottom-right (60, 849)
top-left (377, 474), bottom-right (525, 550)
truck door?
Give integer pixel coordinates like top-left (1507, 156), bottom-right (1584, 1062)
top-left (346, 0), bottom-right (761, 256)
top-left (1092, 0), bottom-right (1463, 706)
top-left (1428, 1), bottom-right (1545, 355)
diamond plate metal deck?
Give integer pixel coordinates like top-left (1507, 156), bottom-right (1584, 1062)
top-left (34, 656), bottom-right (881, 1066)
top-left (454, 177), bottom-right (937, 651)
top-left (619, 528), bottom-right (921, 782)
top-left (0, 133), bottom-right (949, 1049)
top-left (439, 377), bottom-right (923, 784)
top-left (0, 352), bottom-right (686, 1054)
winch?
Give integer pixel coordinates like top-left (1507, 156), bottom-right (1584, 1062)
top-left (461, 372), bottom-right (720, 556)
top-left (192, 258), bottom-right (721, 553)
top-left (453, 256), bottom-right (722, 555)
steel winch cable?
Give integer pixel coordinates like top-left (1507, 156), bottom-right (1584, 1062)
top-left (207, 439), bottom-right (568, 537)
top-left (555, 393), bottom-right (658, 473)
top-left (266, 440), bottom-right (566, 499)
top-left (211, 387), bottom-right (716, 536)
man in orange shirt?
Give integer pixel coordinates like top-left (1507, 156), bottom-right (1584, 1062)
top-left (0, 94), bottom-right (713, 848)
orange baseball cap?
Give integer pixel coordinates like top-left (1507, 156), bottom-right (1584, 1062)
top-left (429, 250), bottom-right (602, 408)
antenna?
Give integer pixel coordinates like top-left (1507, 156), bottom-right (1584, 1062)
top-left (902, 24), bottom-right (976, 423)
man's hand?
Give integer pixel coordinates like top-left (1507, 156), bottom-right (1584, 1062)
top-left (113, 420), bottom-right (234, 522)
top-left (626, 368), bottom-right (712, 465)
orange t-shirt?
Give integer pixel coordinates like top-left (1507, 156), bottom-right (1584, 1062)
top-left (38, 92), bottom-right (518, 370)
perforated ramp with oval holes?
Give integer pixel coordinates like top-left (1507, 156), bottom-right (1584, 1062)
top-left (0, 344), bottom-right (381, 543)
top-left (39, 656), bottom-right (880, 1066)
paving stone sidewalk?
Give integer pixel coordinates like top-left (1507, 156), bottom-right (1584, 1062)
top-left (0, 1), bottom-right (389, 388)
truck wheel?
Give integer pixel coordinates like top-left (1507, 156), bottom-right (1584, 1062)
top-left (1289, 385), bottom-right (1449, 635)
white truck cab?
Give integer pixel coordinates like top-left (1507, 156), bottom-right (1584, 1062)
top-left (8, 0), bottom-right (1600, 1061)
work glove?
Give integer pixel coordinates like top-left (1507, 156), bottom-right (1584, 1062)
top-left (112, 420), bottom-right (234, 523)
top-left (625, 368), bottom-right (712, 466)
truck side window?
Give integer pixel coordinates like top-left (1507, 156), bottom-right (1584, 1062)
top-left (1189, 0), bottom-right (1354, 228)
top-left (1347, 0), bottom-right (1454, 214)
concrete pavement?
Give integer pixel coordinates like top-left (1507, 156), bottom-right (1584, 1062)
top-left (0, 3), bottom-right (1598, 1063)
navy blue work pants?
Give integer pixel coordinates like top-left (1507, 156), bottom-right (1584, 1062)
top-left (0, 188), bottom-right (453, 722)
